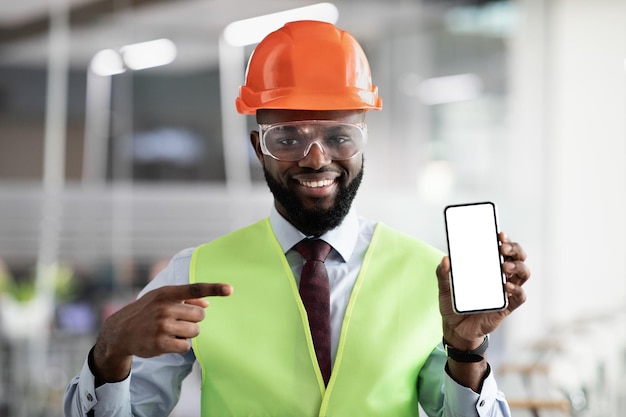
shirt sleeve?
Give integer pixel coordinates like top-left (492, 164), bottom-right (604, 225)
top-left (418, 343), bottom-right (512, 417)
top-left (62, 248), bottom-right (196, 417)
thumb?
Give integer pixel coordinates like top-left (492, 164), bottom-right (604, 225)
top-left (183, 298), bottom-right (210, 308)
top-left (436, 256), bottom-right (451, 292)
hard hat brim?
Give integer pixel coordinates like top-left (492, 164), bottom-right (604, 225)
top-left (236, 86), bottom-right (383, 115)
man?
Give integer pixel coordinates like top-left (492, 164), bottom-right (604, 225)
top-left (64, 20), bottom-right (529, 416)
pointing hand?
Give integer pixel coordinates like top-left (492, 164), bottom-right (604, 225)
top-left (92, 283), bottom-right (232, 384)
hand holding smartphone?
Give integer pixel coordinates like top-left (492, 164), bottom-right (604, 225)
top-left (443, 202), bottom-right (508, 315)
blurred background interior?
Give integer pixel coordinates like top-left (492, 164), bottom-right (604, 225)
top-left (0, 0), bottom-right (624, 416)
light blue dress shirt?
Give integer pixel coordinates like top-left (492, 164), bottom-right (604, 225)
top-left (63, 207), bottom-right (511, 417)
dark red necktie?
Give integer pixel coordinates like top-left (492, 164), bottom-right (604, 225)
top-left (295, 238), bottom-right (332, 385)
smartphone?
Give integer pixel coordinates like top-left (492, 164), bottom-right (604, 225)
top-left (443, 202), bottom-right (507, 314)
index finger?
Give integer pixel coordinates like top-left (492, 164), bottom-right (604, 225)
top-left (158, 283), bottom-right (233, 302)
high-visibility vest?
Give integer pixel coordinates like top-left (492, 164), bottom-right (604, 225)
top-left (190, 218), bottom-right (443, 416)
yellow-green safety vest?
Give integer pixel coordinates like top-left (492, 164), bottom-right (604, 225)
top-left (190, 218), bottom-right (443, 416)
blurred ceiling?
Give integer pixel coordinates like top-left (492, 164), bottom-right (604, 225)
top-left (0, 0), bottom-right (466, 73)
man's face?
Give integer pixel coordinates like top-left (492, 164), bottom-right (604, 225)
top-left (251, 109), bottom-right (366, 236)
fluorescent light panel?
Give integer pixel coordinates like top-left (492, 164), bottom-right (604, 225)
top-left (90, 49), bottom-right (125, 76)
top-left (120, 39), bottom-right (176, 70)
top-left (223, 2), bottom-right (339, 47)
top-left (90, 38), bottom-right (177, 76)
top-left (417, 73), bottom-right (483, 105)
top-left (121, 38), bottom-right (177, 71)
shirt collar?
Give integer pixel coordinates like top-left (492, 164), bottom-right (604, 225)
top-left (269, 205), bottom-right (359, 263)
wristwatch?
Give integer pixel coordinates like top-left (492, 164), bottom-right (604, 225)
top-left (443, 335), bottom-right (489, 363)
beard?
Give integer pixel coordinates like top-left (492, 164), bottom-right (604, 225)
top-left (263, 162), bottom-right (364, 237)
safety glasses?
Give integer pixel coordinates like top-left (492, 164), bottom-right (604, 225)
top-left (258, 120), bottom-right (367, 162)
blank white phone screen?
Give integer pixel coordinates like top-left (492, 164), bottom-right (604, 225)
top-left (444, 202), bottom-right (506, 314)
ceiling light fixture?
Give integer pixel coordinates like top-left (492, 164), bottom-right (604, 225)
top-left (90, 49), bottom-right (125, 76)
top-left (121, 38), bottom-right (177, 71)
top-left (89, 38), bottom-right (177, 76)
top-left (222, 2), bottom-right (339, 47)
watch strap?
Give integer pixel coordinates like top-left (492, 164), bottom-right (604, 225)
top-left (443, 335), bottom-right (489, 363)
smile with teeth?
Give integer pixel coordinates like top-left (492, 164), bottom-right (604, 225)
top-left (299, 179), bottom-right (335, 188)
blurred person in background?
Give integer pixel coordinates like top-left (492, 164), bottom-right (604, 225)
top-left (64, 20), bottom-right (530, 417)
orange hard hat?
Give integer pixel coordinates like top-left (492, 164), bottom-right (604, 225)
top-left (236, 20), bottom-right (382, 114)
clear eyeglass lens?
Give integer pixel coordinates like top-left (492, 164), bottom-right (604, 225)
top-left (261, 121), bottom-right (365, 161)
